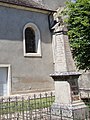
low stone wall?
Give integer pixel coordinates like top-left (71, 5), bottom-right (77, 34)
top-left (79, 88), bottom-right (90, 99)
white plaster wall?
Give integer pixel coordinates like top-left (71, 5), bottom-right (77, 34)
top-left (0, 6), bottom-right (54, 94)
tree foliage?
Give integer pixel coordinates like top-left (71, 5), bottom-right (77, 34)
top-left (64, 0), bottom-right (90, 70)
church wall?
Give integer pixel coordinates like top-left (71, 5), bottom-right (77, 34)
top-left (0, 6), bottom-right (54, 94)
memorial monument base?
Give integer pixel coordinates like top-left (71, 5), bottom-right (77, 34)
top-left (50, 72), bottom-right (89, 119)
top-left (51, 102), bottom-right (89, 120)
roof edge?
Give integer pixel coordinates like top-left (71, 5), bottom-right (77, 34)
top-left (0, 0), bottom-right (56, 13)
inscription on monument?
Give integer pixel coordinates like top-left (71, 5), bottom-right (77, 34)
top-left (69, 78), bottom-right (80, 101)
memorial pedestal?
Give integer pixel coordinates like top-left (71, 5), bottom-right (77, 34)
top-left (50, 72), bottom-right (89, 119)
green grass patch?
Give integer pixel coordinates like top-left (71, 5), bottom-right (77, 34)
top-left (0, 96), bottom-right (55, 114)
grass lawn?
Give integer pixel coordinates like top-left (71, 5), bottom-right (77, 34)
top-left (0, 96), bottom-right (55, 114)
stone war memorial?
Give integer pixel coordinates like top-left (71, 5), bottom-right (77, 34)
top-left (42, 0), bottom-right (90, 100)
top-left (50, 9), bottom-right (89, 119)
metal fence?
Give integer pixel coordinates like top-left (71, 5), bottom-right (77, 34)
top-left (0, 92), bottom-right (90, 120)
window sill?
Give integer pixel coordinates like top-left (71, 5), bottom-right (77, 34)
top-left (24, 53), bottom-right (42, 57)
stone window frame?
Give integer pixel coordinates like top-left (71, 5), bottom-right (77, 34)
top-left (23, 23), bottom-right (41, 57)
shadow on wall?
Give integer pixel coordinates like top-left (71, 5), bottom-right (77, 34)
top-left (0, 5), bottom-right (51, 44)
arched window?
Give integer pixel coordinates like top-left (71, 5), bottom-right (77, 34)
top-left (23, 23), bottom-right (41, 57)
